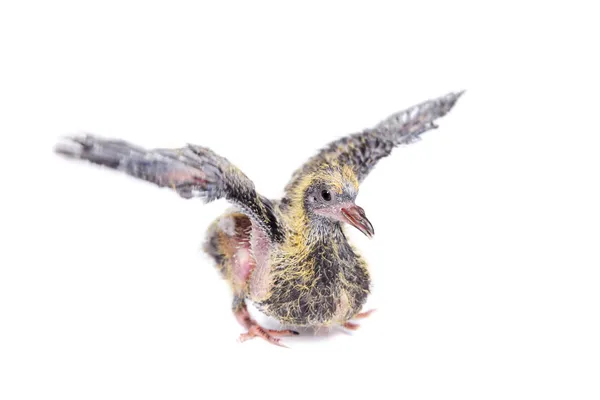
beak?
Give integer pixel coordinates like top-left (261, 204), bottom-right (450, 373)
top-left (341, 205), bottom-right (374, 238)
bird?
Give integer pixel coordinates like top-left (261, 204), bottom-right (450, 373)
top-left (55, 91), bottom-right (463, 346)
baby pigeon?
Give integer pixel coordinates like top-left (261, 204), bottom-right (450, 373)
top-left (55, 92), bottom-right (463, 346)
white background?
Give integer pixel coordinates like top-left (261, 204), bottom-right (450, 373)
top-left (1, 1), bottom-right (599, 399)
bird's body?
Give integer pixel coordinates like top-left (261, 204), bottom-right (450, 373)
top-left (206, 198), bottom-right (370, 328)
top-left (55, 92), bottom-right (463, 346)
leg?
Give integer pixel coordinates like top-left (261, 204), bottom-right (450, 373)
top-left (233, 296), bottom-right (298, 347)
top-left (205, 213), bottom-right (297, 347)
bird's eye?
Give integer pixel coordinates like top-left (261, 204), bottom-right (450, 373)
top-left (321, 189), bottom-right (332, 201)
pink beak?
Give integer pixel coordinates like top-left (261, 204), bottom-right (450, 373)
top-left (341, 205), bottom-right (374, 238)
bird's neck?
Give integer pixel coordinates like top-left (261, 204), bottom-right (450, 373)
top-left (291, 217), bottom-right (348, 250)
top-left (279, 198), bottom-right (348, 250)
top-left (312, 220), bottom-right (346, 242)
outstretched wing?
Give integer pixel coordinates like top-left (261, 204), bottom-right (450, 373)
top-left (55, 135), bottom-right (284, 242)
top-left (284, 91), bottom-right (463, 193)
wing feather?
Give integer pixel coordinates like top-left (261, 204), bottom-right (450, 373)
top-left (285, 91), bottom-right (464, 194)
top-left (55, 135), bottom-right (284, 242)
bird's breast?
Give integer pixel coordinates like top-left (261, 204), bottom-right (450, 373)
top-left (255, 242), bottom-right (370, 327)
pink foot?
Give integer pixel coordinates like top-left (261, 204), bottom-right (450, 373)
top-left (234, 301), bottom-right (298, 347)
top-left (342, 309), bottom-right (376, 330)
top-left (353, 309), bottom-right (376, 320)
top-left (238, 325), bottom-right (298, 347)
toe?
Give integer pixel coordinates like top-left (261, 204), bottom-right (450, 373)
top-left (343, 322), bottom-right (361, 331)
top-left (238, 325), bottom-right (290, 347)
top-left (354, 309), bottom-right (376, 320)
top-left (267, 329), bottom-right (299, 337)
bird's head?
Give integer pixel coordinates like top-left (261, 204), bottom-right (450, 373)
top-left (298, 164), bottom-right (374, 238)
